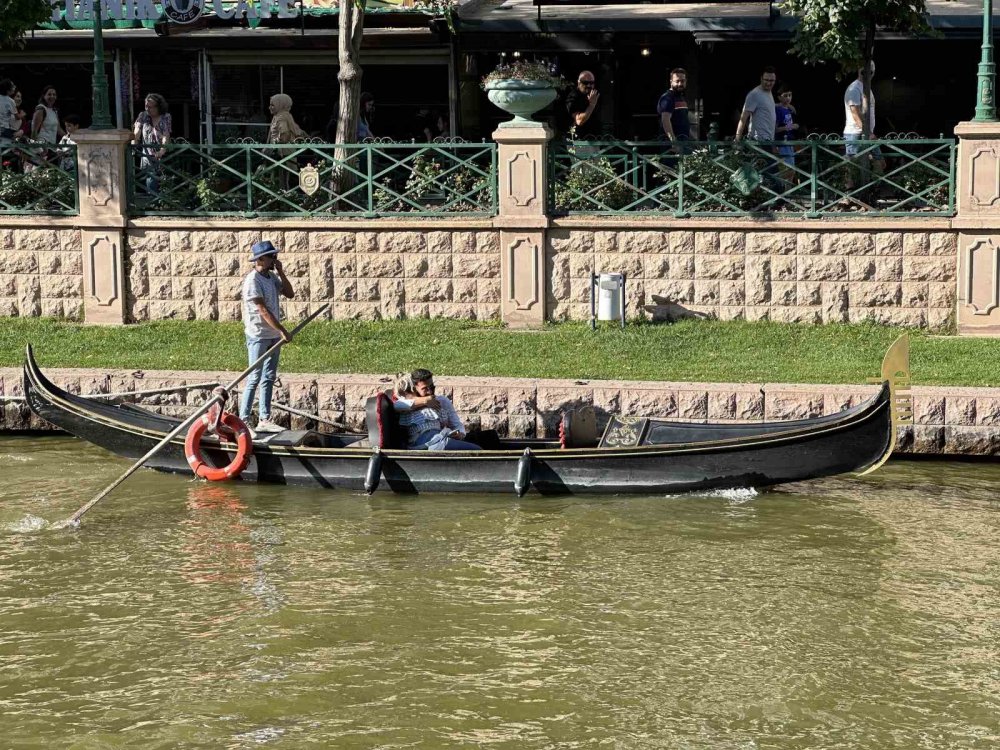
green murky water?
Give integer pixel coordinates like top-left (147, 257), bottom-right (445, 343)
top-left (1, 436), bottom-right (998, 748)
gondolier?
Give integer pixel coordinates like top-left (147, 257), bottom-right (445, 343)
top-left (239, 240), bottom-right (295, 434)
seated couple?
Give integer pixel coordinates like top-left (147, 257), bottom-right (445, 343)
top-left (393, 368), bottom-right (481, 451)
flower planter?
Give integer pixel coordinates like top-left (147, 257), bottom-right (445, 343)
top-left (485, 79), bottom-right (558, 127)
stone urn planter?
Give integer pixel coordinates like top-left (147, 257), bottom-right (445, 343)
top-left (485, 79), bottom-right (558, 127)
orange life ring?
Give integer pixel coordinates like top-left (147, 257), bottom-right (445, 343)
top-left (184, 409), bottom-right (253, 482)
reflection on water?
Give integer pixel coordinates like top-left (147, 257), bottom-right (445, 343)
top-left (1, 437), bottom-right (998, 748)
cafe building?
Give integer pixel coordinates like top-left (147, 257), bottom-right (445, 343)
top-left (3, 0), bottom-right (455, 142)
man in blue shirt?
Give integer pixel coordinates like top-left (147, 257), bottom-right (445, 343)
top-left (239, 240), bottom-right (295, 433)
top-left (656, 68), bottom-right (691, 150)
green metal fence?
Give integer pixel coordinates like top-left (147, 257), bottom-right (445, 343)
top-left (0, 143), bottom-right (79, 215)
top-left (127, 140), bottom-right (498, 218)
top-left (549, 138), bottom-right (956, 217)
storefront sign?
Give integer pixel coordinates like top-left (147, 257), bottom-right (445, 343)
top-left (51, 0), bottom-right (345, 23)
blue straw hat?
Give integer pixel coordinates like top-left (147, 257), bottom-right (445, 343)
top-left (250, 240), bottom-right (279, 261)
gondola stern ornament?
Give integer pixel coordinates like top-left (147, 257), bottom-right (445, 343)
top-left (857, 334), bottom-right (912, 476)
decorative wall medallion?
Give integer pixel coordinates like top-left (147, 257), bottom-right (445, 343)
top-left (969, 146), bottom-right (1000, 208)
top-left (299, 164), bottom-right (320, 196)
top-left (964, 237), bottom-right (1000, 315)
top-left (87, 234), bottom-right (119, 306)
top-left (507, 236), bottom-right (539, 310)
top-left (506, 151), bottom-right (538, 207)
top-left (84, 148), bottom-right (117, 207)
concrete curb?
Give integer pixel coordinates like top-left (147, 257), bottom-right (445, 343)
top-left (3, 367), bottom-right (998, 456)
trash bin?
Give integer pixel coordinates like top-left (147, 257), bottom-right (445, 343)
top-left (590, 272), bottom-right (626, 329)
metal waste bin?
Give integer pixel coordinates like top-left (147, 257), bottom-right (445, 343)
top-left (590, 272), bottom-right (626, 329)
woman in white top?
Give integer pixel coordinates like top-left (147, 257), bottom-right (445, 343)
top-left (31, 85), bottom-right (64, 144)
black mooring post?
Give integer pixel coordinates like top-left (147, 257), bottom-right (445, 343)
top-left (589, 272), bottom-right (597, 330)
top-left (620, 272), bottom-right (627, 329)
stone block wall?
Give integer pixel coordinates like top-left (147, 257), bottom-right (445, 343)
top-left (4, 366), bottom-right (1000, 456)
top-left (1, 226), bottom-right (84, 318)
top-left (125, 224), bottom-right (503, 323)
top-left (547, 224), bottom-right (958, 329)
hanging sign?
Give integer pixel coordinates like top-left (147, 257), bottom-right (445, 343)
top-left (52, 0), bottom-right (320, 24)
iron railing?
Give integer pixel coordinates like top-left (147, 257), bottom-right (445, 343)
top-left (549, 137), bottom-right (956, 217)
top-left (0, 143), bottom-right (79, 215)
top-left (127, 139), bottom-right (498, 218)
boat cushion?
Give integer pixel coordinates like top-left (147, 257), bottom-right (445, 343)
top-left (559, 406), bottom-right (599, 448)
top-left (365, 391), bottom-right (407, 449)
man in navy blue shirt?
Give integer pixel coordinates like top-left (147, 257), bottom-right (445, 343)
top-left (656, 68), bottom-right (691, 150)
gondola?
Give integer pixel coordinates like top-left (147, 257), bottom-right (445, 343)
top-left (22, 338), bottom-right (911, 496)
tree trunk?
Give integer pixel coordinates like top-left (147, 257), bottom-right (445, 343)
top-left (334, 0), bottom-right (365, 195)
top-left (861, 19), bottom-right (875, 140)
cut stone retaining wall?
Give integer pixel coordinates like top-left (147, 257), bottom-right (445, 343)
top-left (125, 223), bottom-right (503, 323)
top-left (4, 367), bottom-right (999, 456)
top-left (1, 219), bottom-right (961, 328)
top-left (547, 222), bottom-right (958, 328)
top-left (0, 226), bottom-right (84, 318)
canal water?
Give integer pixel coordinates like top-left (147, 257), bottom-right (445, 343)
top-left (1, 436), bottom-right (998, 749)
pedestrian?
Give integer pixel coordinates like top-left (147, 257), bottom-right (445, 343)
top-left (843, 61), bottom-right (885, 190)
top-left (11, 88), bottom-right (29, 140)
top-left (0, 79), bottom-right (16, 146)
top-left (566, 71), bottom-right (601, 139)
top-left (734, 67), bottom-right (777, 143)
top-left (393, 369), bottom-right (482, 451)
top-left (358, 92), bottom-right (376, 140)
top-left (413, 106), bottom-right (434, 142)
top-left (267, 93), bottom-right (306, 144)
top-left (31, 84), bottom-right (65, 145)
top-left (239, 240), bottom-right (295, 434)
top-left (774, 85), bottom-right (800, 181)
top-left (656, 68), bottom-right (691, 150)
top-left (58, 114), bottom-right (81, 173)
top-left (132, 93), bottom-right (172, 197)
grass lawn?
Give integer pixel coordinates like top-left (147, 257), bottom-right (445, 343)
top-left (1, 317), bottom-right (998, 386)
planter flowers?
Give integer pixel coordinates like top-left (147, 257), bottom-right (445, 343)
top-left (482, 60), bottom-right (564, 127)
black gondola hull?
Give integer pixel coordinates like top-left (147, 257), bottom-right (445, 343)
top-left (24, 348), bottom-right (894, 496)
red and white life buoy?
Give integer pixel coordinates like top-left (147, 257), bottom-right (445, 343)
top-left (184, 406), bottom-right (253, 482)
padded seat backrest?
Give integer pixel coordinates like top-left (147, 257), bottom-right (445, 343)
top-left (365, 390), bottom-right (407, 449)
top-left (559, 405), bottom-right (599, 448)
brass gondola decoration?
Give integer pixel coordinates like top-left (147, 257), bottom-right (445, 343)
top-left (858, 334), bottom-right (913, 476)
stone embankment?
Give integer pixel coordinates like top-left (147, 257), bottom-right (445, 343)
top-left (3, 367), bottom-right (999, 456)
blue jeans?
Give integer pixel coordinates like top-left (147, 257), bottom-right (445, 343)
top-left (412, 430), bottom-right (482, 451)
top-left (239, 336), bottom-right (281, 422)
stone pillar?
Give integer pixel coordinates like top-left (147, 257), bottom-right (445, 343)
top-left (73, 128), bottom-right (132, 325)
top-left (493, 125), bottom-right (552, 328)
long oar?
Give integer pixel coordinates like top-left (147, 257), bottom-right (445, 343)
top-left (271, 402), bottom-right (345, 430)
top-left (61, 304), bottom-right (329, 526)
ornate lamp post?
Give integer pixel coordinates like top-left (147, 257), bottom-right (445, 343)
top-left (90, 1), bottom-right (113, 129)
top-left (975, 0), bottom-right (997, 122)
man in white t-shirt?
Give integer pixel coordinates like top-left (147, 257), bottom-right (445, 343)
top-left (843, 61), bottom-right (885, 187)
top-left (0, 79), bottom-right (17, 144)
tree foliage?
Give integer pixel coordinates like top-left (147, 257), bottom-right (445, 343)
top-left (0, 0), bottom-right (50, 49)
top-left (782, 0), bottom-right (932, 74)
top-left (782, 0), bottom-right (932, 137)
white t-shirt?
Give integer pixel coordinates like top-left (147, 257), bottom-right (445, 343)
top-left (242, 270), bottom-right (283, 340)
top-left (844, 79), bottom-right (875, 135)
top-left (0, 95), bottom-right (16, 139)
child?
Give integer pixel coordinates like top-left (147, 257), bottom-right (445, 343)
top-left (59, 114), bottom-right (81, 172)
top-left (774, 86), bottom-right (799, 183)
